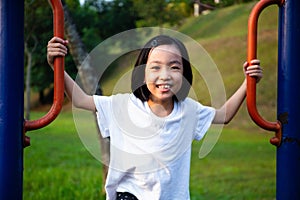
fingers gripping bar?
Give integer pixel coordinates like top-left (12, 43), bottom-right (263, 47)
top-left (247, 0), bottom-right (284, 146)
top-left (23, 0), bottom-right (65, 147)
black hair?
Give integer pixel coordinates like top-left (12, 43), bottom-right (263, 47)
top-left (131, 35), bottom-right (193, 101)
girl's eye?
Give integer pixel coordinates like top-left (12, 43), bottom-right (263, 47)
top-left (171, 66), bottom-right (181, 70)
top-left (151, 66), bottom-right (160, 70)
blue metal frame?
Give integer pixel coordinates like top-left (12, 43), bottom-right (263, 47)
top-left (277, 0), bottom-right (300, 199)
top-left (0, 0), bottom-right (24, 199)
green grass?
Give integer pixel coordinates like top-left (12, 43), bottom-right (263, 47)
top-left (24, 112), bottom-right (105, 200)
top-left (24, 111), bottom-right (276, 199)
top-left (191, 129), bottom-right (276, 200)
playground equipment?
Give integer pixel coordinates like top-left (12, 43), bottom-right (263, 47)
top-left (0, 0), bottom-right (64, 199)
top-left (246, 0), bottom-right (300, 198)
top-left (247, 0), bottom-right (283, 147)
top-left (0, 0), bottom-right (299, 199)
top-left (23, 0), bottom-right (65, 135)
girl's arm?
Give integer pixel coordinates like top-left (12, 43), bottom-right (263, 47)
top-left (212, 60), bottom-right (262, 124)
top-left (47, 37), bottom-right (96, 111)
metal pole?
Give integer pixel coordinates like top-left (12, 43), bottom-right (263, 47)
top-left (277, 0), bottom-right (300, 198)
top-left (0, 0), bottom-right (24, 199)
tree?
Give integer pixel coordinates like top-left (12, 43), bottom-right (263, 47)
top-left (24, 0), bottom-right (52, 105)
top-left (84, 0), bottom-right (137, 40)
top-left (132, 0), bottom-right (190, 28)
top-left (24, 0), bottom-right (76, 105)
top-left (200, 0), bottom-right (255, 8)
top-left (62, 0), bottom-right (109, 193)
top-left (24, 35), bottom-right (37, 120)
top-left (133, 0), bottom-right (167, 27)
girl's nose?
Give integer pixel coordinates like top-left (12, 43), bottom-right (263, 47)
top-left (159, 68), bottom-right (171, 80)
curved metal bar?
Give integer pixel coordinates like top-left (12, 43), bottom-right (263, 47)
top-left (24, 0), bottom-right (64, 133)
top-left (247, 0), bottom-right (284, 146)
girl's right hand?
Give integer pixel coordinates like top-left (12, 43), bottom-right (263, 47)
top-left (47, 37), bottom-right (68, 67)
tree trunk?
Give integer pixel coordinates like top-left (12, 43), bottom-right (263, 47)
top-left (24, 35), bottom-right (37, 120)
top-left (61, 1), bottom-right (109, 193)
top-left (24, 44), bottom-right (32, 120)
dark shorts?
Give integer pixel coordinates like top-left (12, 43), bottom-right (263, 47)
top-left (116, 192), bottom-right (138, 200)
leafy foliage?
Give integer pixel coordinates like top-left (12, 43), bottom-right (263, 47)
top-left (24, 0), bottom-right (53, 92)
top-left (200, 0), bottom-right (255, 7)
top-left (24, 0), bottom-right (257, 104)
top-left (133, 0), bottom-right (191, 27)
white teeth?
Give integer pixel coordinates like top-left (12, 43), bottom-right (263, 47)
top-left (158, 85), bottom-right (170, 89)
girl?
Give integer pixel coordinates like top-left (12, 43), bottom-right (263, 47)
top-left (47, 35), bottom-right (262, 200)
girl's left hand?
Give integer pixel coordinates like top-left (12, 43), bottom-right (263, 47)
top-left (243, 59), bottom-right (263, 83)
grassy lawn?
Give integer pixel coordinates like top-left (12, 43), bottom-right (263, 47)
top-left (23, 111), bottom-right (276, 199)
top-left (190, 129), bottom-right (276, 199)
top-left (23, 111), bottom-right (104, 200)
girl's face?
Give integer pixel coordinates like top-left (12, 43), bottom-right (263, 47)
top-left (145, 44), bottom-right (183, 103)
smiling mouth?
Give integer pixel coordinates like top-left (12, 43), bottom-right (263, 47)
top-left (156, 84), bottom-right (171, 89)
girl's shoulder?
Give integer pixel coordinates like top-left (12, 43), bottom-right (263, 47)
top-left (181, 97), bottom-right (203, 107)
top-left (93, 93), bottom-right (132, 111)
top-left (181, 97), bottom-right (215, 114)
top-left (93, 93), bottom-right (131, 102)
top-left (93, 93), bottom-right (146, 111)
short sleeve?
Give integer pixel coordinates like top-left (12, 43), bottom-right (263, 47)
top-left (93, 95), bottom-right (112, 138)
top-left (194, 103), bottom-right (216, 141)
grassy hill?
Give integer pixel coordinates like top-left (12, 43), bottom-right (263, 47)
top-left (100, 1), bottom-right (280, 131)
top-left (179, 2), bottom-right (279, 130)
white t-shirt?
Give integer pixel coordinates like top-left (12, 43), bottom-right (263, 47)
top-left (93, 93), bottom-right (215, 200)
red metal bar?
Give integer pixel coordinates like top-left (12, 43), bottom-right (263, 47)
top-left (247, 0), bottom-right (284, 146)
top-left (24, 0), bottom-right (64, 134)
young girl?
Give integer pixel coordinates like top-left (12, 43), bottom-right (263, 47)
top-left (47, 35), bottom-right (262, 200)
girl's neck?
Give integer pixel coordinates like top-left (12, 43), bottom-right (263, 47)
top-left (147, 97), bottom-right (174, 117)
